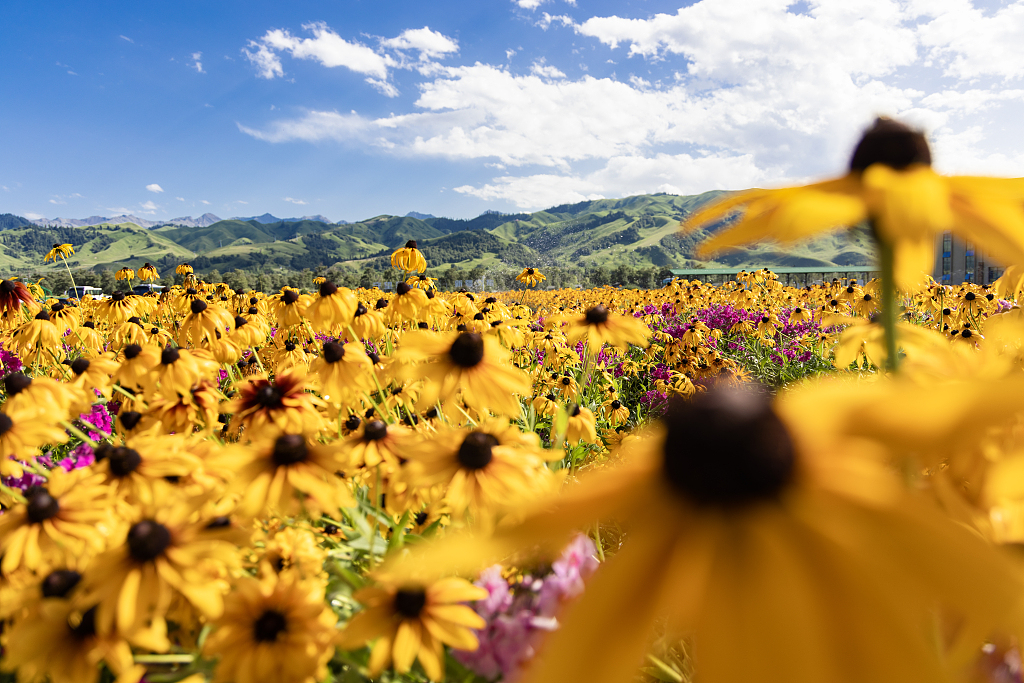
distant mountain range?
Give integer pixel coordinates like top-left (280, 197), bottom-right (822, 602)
top-left (0, 192), bottom-right (876, 276)
top-left (18, 212), bottom-right (343, 229)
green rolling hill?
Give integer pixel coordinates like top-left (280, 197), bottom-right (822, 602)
top-left (0, 191), bottom-right (877, 278)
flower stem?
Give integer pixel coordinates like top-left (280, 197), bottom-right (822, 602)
top-left (877, 234), bottom-right (899, 373)
top-left (60, 255), bottom-right (77, 294)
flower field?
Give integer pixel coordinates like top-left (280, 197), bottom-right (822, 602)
top-left (5, 119), bottom-right (1024, 683)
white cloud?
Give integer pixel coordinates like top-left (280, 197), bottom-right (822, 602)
top-left (67, 71), bottom-right (77, 76)
top-left (191, 52), bottom-right (205, 73)
top-left (283, 197), bottom-right (308, 205)
top-left (243, 41), bottom-right (284, 79)
top-left (146, 183), bottom-right (164, 193)
top-left (456, 152), bottom-right (768, 208)
top-left (175, 196), bottom-right (185, 201)
top-left (139, 200), bottom-right (159, 214)
top-left (1, 186), bottom-right (8, 191)
top-left (201, 200), bottom-right (211, 205)
top-left (530, 60), bottom-right (565, 78)
top-left (235, 200), bottom-right (248, 204)
top-left (48, 198), bottom-right (65, 205)
top-left (24, 212), bottom-right (44, 221)
top-left (106, 207), bottom-right (133, 215)
top-left (120, 35), bottom-right (134, 43)
top-left (381, 27), bottom-right (458, 61)
top-left (258, 23), bottom-right (392, 78)
top-left (915, 0), bottom-right (1024, 80)
top-left (243, 0), bottom-right (1024, 209)
top-left (537, 13), bottom-right (575, 30)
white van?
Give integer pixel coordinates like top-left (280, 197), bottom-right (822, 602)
top-left (64, 286), bottom-right (105, 300)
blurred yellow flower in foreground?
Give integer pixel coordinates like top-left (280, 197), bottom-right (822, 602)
top-left (684, 118), bottom-right (1024, 288)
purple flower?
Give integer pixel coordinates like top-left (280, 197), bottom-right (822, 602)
top-left (58, 442), bottom-right (95, 472)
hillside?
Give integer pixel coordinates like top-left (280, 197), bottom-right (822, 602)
top-left (0, 191), bottom-right (877, 277)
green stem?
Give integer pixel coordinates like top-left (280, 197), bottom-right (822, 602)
top-left (60, 255), bottom-right (77, 294)
top-left (877, 235), bottom-right (899, 373)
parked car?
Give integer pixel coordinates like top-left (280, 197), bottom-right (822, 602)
top-left (64, 285), bottom-right (107, 300)
top-left (131, 283), bottom-right (165, 295)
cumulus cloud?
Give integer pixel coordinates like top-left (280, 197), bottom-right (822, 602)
top-left (241, 0), bottom-right (1024, 209)
top-left (191, 52), bottom-right (204, 73)
top-left (201, 200), bottom-right (211, 205)
top-left (243, 41), bottom-right (284, 79)
top-left (146, 183), bottom-right (164, 193)
top-left (381, 27), bottom-right (458, 61)
top-left (24, 212), bottom-right (44, 221)
top-left (252, 23), bottom-right (392, 78)
top-left (139, 200), bottom-right (159, 214)
top-left (283, 197), bottom-right (308, 205)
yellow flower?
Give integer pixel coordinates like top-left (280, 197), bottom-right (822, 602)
top-left (142, 346), bottom-right (217, 397)
top-left (566, 305), bottom-right (649, 352)
top-left (683, 117), bottom-right (1024, 288)
top-left (564, 404), bottom-right (598, 444)
top-left (398, 331), bottom-right (531, 416)
top-left (44, 243), bottom-right (75, 263)
top-left (81, 483), bottom-right (235, 651)
top-left (516, 267), bottom-right (546, 287)
top-left (0, 468), bottom-right (113, 574)
top-left (203, 572), bottom-right (336, 683)
top-left (401, 422), bottom-right (555, 520)
top-left (0, 401), bottom-right (71, 478)
top-left (175, 263), bottom-right (193, 275)
top-left (137, 262), bottom-right (159, 281)
top-left (309, 339), bottom-right (375, 404)
top-left (391, 240), bottom-right (428, 273)
top-left (224, 370), bottom-right (325, 436)
top-left (338, 576), bottom-right (487, 681)
top-left (407, 273), bottom-right (437, 290)
top-left (219, 430), bottom-right (354, 519)
top-left (115, 267), bottom-right (135, 282)
top-left (391, 382), bottom-right (1024, 683)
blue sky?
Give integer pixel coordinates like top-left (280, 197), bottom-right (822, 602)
top-left (3, 0), bottom-right (1024, 223)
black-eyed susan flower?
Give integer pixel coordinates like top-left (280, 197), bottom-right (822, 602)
top-left (398, 331), bottom-right (531, 416)
top-left (115, 267), bottom-right (135, 283)
top-left (309, 339), bottom-right (374, 404)
top-left (684, 117), bottom-right (1024, 288)
top-left (224, 370), bottom-right (325, 436)
top-left (0, 467), bottom-right (113, 574)
top-left (564, 404), bottom-right (598, 444)
top-left (82, 483), bottom-right (235, 651)
top-left (175, 263), bottom-right (193, 276)
top-left (337, 576), bottom-right (487, 681)
top-left (566, 305), bottom-right (649, 352)
top-left (137, 262), bottom-right (159, 281)
top-left (392, 382), bottom-right (1024, 683)
top-left (44, 243), bottom-right (75, 263)
top-left (93, 434), bottom-right (201, 505)
top-left (218, 430), bottom-right (354, 519)
top-left (391, 240), bottom-right (427, 273)
top-left (341, 419), bottom-right (412, 472)
top-left (0, 402), bottom-right (71, 478)
top-left (203, 571), bottom-right (337, 683)
top-left (516, 267), bottom-right (546, 288)
top-left (402, 421), bottom-right (555, 520)
top-left (142, 346), bottom-right (217, 397)
top-left (307, 280), bottom-right (357, 330)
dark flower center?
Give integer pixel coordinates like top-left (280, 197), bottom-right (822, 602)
top-left (272, 434), bottom-right (308, 466)
top-left (282, 290), bottom-right (299, 305)
top-left (319, 281), bottom-right (338, 296)
top-left (414, 511), bottom-right (429, 526)
top-left (161, 347), bottom-right (180, 364)
top-left (234, 316), bottom-right (247, 328)
top-left (449, 333), bottom-right (484, 368)
top-left (255, 384), bottom-right (283, 408)
top-left (611, 400), bottom-right (622, 409)
top-left (0, 280), bottom-right (15, 293)
top-left (128, 316), bottom-right (143, 326)
top-left (322, 341), bottom-right (345, 363)
top-left (190, 299), bottom-right (208, 314)
top-left (526, 268), bottom-right (535, 275)
top-left (418, 321), bottom-right (429, 329)
top-left (112, 292), bottom-right (125, 302)
top-left (71, 358), bottom-right (90, 375)
top-left (120, 411), bottom-right (142, 431)
top-left (849, 117), bottom-right (931, 172)
top-left (965, 292), bottom-right (976, 301)
top-left (34, 310), bottom-right (50, 321)
top-left (25, 486), bottom-right (60, 523)
top-left (375, 298), bottom-right (388, 310)
top-left (42, 569), bottom-right (82, 598)
top-left (458, 432), bottom-right (498, 470)
top-left (394, 588), bottom-right (427, 618)
top-left (364, 420), bottom-right (388, 441)
top-left (355, 303), bottom-right (367, 317)
top-left (124, 344), bottom-right (142, 360)
top-left (4, 373), bottom-right (31, 396)
top-left (661, 385), bottom-right (794, 507)
top-left (108, 446), bottom-right (143, 477)
top-left (127, 520), bottom-right (172, 562)
top-left (962, 329), bottom-right (973, 338)
top-left (52, 303), bottom-right (65, 312)
top-left (405, 240), bottom-right (417, 249)
top-left (253, 609), bottom-right (288, 642)
top-left (186, 288), bottom-right (198, 295)
top-left (396, 282), bottom-right (411, 295)
top-left (561, 377), bottom-right (571, 386)
top-left (570, 405), bottom-right (581, 417)
top-left (206, 515), bottom-right (231, 529)
top-left (585, 305), bottom-right (609, 325)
